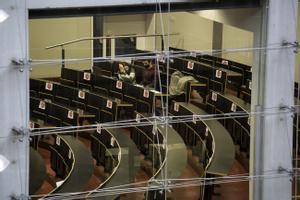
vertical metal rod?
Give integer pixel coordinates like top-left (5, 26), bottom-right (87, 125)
top-left (61, 47), bottom-right (65, 68)
top-left (254, 105), bottom-right (263, 200)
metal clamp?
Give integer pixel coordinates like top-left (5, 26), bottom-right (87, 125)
top-left (12, 127), bottom-right (29, 142)
top-left (11, 58), bottom-right (31, 72)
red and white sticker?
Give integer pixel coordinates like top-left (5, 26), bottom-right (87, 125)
top-left (215, 70), bottom-right (222, 78)
top-left (106, 100), bottom-right (113, 109)
top-left (39, 100), bottom-right (46, 110)
top-left (83, 72), bottom-right (91, 81)
top-left (231, 103), bottom-right (237, 112)
top-left (78, 90), bottom-right (86, 99)
top-left (174, 103), bottom-right (179, 112)
top-left (56, 137), bottom-right (60, 146)
top-left (143, 89), bottom-right (149, 98)
top-left (67, 110), bottom-right (74, 119)
top-left (211, 92), bottom-right (217, 102)
top-left (45, 82), bottom-right (53, 91)
top-left (187, 61), bottom-right (194, 70)
top-left (222, 60), bottom-right (229, 65)
top-left (29, 121), bottom-right (35, 129)
top-left (116, 80), bottom-right (123, 89)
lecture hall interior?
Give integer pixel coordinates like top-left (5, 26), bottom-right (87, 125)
top-left (1, 0), bottom-right (300, 199)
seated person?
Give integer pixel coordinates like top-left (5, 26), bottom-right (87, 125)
top-left (117, 63), bottom-right (136, 84)
top-left (169, 70), bottom-right (203, 102)
top-left (141, 61), bottom-right (159, 89)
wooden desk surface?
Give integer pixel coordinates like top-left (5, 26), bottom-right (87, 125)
top-left (177, 103), bottom-right (235, 176)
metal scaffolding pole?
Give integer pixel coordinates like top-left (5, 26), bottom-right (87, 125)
top-left (252, 0), bottom-right (298, 199)
top-left (0, 1), bottom-right (29, 199)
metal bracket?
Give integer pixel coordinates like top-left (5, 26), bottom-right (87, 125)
top-left (11, 58), bottom-right (31, 72)
top-left (12, 127), bottom-right (29, 142)
top-left (278, 166), bottom-right (293, 177)
top-left (281, 40), bottom-right (300, 53)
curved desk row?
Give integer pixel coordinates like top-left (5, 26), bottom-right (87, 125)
top-left (29, 120), bottom-right (94, 199)
top-left (207, 91), bottom-right (251, 156)
top-left (88, 128), bottom-right (140, 200)
top-left (173, 102), bottom-right (235, 176)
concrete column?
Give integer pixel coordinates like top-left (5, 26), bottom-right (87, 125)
top-left (253, 0), bottom-right (298, 199)
top-left (0, 1), bottom-right (29, 199)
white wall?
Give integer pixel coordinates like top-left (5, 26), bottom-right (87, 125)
top-left (193, 9), bottom-right (255, 66)
top-left (155, 12), bottom-right (213, 51)
top-left (29, 17), bottom-right (93, 78)
top-left (222, 24), bottom-right (254, 66)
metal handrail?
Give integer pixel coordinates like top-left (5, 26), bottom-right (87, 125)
top-left (45, 33), bottom-right (179, 50)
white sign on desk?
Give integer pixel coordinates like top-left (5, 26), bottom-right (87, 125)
top-left (56, 137), bottom-right (60, 146)
top-left (67, 110), bottom-right (74, 119)
top-left (68, 150), bottom-right (72, 159)
top-left (96, 123), bottom-right (102, 134)
top-left (152, 125), bottom-right (157, 135)
top-left (143, 89), bottom-right (149, 98)
top-left (83, 72), bottom-right (91, 81)
top-left (222, 60), bottom-right (229, 65)
top-left (215, 70), bottom-right (222, 78)
top-left (110, 137), bottom-right (115, 147)
top-left (231, 103), bottom-right (237, 112)
top-left (174, 103), bottom-right (179, 112)
top-left (106, 100), bottom-right (113, 109)
top-left (116, 80), bottom-right (123, 89)
top-left (45, 82), bottom-right (53, 91)
top-left (39, 100), bottom-right (46, 110)
top-left (211, 92), bottom-right (217, 102)
top-left (205, 127), bottom-right (209, 137)
top-left (187, 61), bottom-right (194, 70)
top-left (78, 90), bottom-right (85, 99)
top-left (136, 113), bottom-right (141, 123)
top-left (29, 121), bottom-right (35, 129)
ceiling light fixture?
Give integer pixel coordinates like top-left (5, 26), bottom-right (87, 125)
top-left (0, 154), bottom-right (10, 172)
top-left (0, 9), bottom-right (9, 23)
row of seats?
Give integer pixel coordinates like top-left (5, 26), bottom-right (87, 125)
top-left (170, 47), bottom-right (252, 85)
top-left (30, 78), bottom-right (133, 123)
top-left (30, 96), bottom-right (79, 126)
top-left (61, 68), bottom-right (160, 112)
